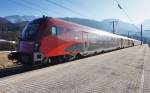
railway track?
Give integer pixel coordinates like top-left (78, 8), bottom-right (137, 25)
top-left (0, 64), bottom-right (52, 78)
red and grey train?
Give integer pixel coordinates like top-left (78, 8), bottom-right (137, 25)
top-left (8, 16), bottom-right (140, 65)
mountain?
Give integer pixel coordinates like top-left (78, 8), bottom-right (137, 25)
top-left (0, 17), bottom-right (10, 23)
top-left (0, 17), bottom-right (25, 31)
top-left (0, 17), bottom-right (17, 31)
top-left (62, 18), bottom-right (138, 36)
top-left (5, 15), bottom-right (37, 23)
top-left (61, 17), bottom-right (103, 30)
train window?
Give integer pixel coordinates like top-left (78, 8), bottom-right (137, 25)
top-left (22, 23), bottom-right (39, 41)
top-left (44, 26), bottom-right (57, 37)
top-left (57, 27), bottom-right (63, 35)
top-left (74, 35), bottom-right (79, 40)
top-left (51, 26), bottom-right (57, 36)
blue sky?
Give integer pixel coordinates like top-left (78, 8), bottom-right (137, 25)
top-left (0, 0), bottom-right (150, 24)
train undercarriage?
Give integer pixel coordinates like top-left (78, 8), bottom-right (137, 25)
top-left (7, 45), bottom-right (133, 66)
top-left (8, 51), bottom-right (82, 66)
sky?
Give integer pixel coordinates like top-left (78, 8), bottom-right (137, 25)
top-left (0, 0), bottom-right (150, 24)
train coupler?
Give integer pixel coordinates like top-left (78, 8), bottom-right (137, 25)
top-left (8, 52), bottom-right (21, 61)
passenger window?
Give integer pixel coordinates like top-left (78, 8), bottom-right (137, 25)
top-left (51, 26), bottom-right (57, 36)
top-left (57, 27), bottom-right (63, 35)
top-left (74, 35), bottom-right (79, 40)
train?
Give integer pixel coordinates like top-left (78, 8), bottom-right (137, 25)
top-left (8, 16), bottom-right (141, 65)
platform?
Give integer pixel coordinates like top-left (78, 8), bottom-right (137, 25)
top-left (0, 45), bottom-right (150, 93)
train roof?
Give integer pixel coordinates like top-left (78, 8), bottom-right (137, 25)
top-left (36, 17), bottom-right (139, 41)
top-left (54, 18), bottom-right (137, 40)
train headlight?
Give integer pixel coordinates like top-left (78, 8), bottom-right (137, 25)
top-left (34, 43), bottom-right (39, 51)
top-left (34, 52), bottom-right (43, 62)
top-left (35, 43), bottom-right (39, 47)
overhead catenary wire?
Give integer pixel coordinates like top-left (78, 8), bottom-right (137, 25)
top-left (7, 0), bottom-right (48, 15)
top-left (45, 0), bottom-right (91, 18)
top-left (56, 0), bottom-right (97, 19)
top-left (8, 0), bottom-right (140, 33)
top-left (114, 0), bottom-right (140, 32)
top-left (61, 0), bottom-right (74, 4)
top-left (114, 0), bottom-right (133, 22)
top-left (22, 0), bottom-right (61, 16)
top-left (21, 0), bottom-right (49, 15)
top-left (8, 0), bottom-right (98, 21)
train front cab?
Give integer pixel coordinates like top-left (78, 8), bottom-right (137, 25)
top-left (8, 18), bottom-right (47, 65)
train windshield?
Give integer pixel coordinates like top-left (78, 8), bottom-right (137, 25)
top-left (21, 22), bottom-right (39, 41)
top-left (21, 18), bottom-right (46, 41)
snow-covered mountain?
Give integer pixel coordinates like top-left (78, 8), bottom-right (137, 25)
top-left (5, 15), bottom-right (37, 23)
top-left (0, 17), bottom-right (10, 23)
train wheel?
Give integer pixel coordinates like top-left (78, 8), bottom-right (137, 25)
top-left (21, 55), bottom-right (33, 66)
top-left (42, 58), bottom-right (51, 65)
top-left (75, 54), bottom-right (82, 59)
top-left (50, 57), bottom-right (57, 65)
top-left (47, 58), bottom-right (51, 64)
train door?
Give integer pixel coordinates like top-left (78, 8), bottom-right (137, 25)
top-left (82, 32), bottom-right (89, 51)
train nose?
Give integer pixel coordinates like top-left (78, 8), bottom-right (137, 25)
top-left (19, 41), bottom-right (35, 53)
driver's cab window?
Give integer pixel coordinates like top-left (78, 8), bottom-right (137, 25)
top-left (45, 26), bottom-right (57, 37)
